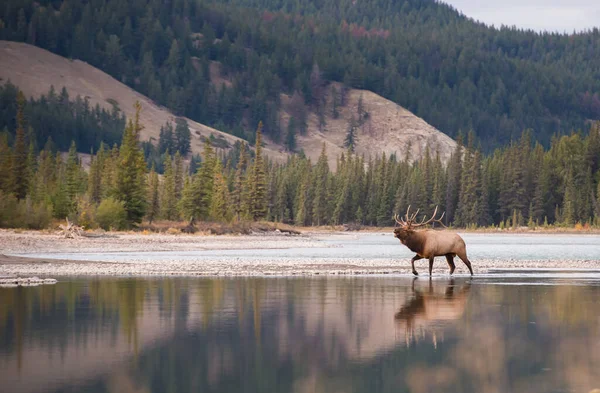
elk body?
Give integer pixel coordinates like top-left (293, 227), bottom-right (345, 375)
top-left (393, 206), bottom-right (473, 276)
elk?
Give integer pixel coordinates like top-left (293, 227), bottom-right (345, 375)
top-left (393, 206), bottom-right (473, 276)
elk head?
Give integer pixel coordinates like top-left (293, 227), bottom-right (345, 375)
top-left (393, 205), bottom-right (446, 242)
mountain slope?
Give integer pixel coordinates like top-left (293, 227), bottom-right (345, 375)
top-left (2, 0), bottom-right (599, 151)
top-left (278, 83), bottom-right (456, 167)
top-left (1, 41), bottom-right (456, 168)
top-left (0, 40), bottom-right (287, 162)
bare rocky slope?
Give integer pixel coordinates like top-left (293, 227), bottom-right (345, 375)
top-left (279, 82), bottom-right (457, 168)
top-left (0, 41), bottom-right (456, 168)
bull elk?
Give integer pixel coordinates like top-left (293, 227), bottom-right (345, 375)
top-left (393, 206), bottom-right (473, 276)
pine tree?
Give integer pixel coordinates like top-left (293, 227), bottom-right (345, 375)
top-left (173, 151), bottom-right (184, 200)
top-left (115, 102), bottom-right (147, 225)
top-left (88, 143), bottom-right (105, 204)
top-left (344, 117), bottom-right (358, 153)
top-left (12, 91), bottom-right (29, 199)
top-left (160, 153), bottom-right (178, 220)
top-left (285, 117), bottom-right (297, 152)
top-left (181, 139), bottom-right (216, 220)
top-left (210, 159), bottom-right (232, 222)
top-left (158, 122), bottom-right (174, 154)
top-left (247, 122), bottom-right (267, 220)
top-left (0, 133), bottom-right (13, 193)
top-left (562, 167), bottom-right (576, 226)
top-left (64, 141), bottom-right (82, 215)
top-left (174, 118), bottom-right (191, 155)
top-left (147, 164), bottom-right (160, 224)
top-left (312, 143), bottom-right (329, 225)
top-left (198, 139), bottom-right (216, 219)
top-left (233, 142), bottom-right (248, 221)
top-left (295, 163), bottom-right (312, 226)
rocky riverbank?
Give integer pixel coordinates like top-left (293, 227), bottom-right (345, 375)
top-left (1, 229), bottom-right (600, 277)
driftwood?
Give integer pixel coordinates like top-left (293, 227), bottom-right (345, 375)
top-left (56, 219), bottom-right (117, 238)
top-left (343, 222), bottom-right (362, 231)
top-left (57, 218), bottom-right (85, 239)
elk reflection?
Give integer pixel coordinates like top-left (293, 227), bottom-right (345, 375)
top-left (395, 278), bottom-right (471, 345)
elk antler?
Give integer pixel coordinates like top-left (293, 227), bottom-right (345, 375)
top-left (394, 214), bottom-right (407, 227)
top-left (412, 206), bottom-right (447, 228)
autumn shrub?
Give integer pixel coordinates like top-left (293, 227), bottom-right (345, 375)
top-left (77, 196), bottom-right (97, 229)
top-left (96, 197), bottom-right (126, 230)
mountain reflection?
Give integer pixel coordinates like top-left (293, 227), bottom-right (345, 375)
top-left (1, 277), bottom-right (600, 393)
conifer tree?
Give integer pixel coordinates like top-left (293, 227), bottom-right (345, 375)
top-left (0, 133), bottom-right (12, 193)
top-left (147, 164), bottom-right (160, 224)
top-left (233, 142), bottom-right (249, 221)
top-left (173, 151), bottom-right (184, 200)
top-left (115, 102), bottom-right (147, 225)
top-left (344, 117), bottom-right (358, 152)
top-left (160, 153), bottom-right (178, 220)
top-left (88, 143), bottom-right (105, 204)
top-left (295, 163), bottom-right (312, 226)
top-left (198, 139), bottom-right (216, 219)
top-left (12, 91), bottom-right (28, 199)
top-left (312, 143), bottom-right (329, 225)
top-left (64, 141), bottom-right (83, 214)
top-left (562, 167), bottom-right (576, 226)
top-left (180, 140), bottom-right (216, 220)
top-left (247, 122), bottom-right (267, 220)
top-left (174, 118), bottom-right (191, 155)
top-left (210, 159), bottom-right (232, 222)
top-left (285, 117), bottom-right (297, 152)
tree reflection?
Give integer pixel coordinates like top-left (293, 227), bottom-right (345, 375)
top-left (1, 277), bottom-right (600, 393)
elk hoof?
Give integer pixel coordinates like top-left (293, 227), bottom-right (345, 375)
top-left (412, 271), bottom-right (419, 276)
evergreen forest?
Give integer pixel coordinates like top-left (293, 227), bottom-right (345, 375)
top-left (1, 0), bottom-right (599, 150)
top-left (2, 93), bottom-right (600, 230)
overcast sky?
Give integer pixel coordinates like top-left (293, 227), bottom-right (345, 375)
top-left (443, 0), bottom-right (600, 33)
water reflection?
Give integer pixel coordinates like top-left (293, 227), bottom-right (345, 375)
top-left (394, 278), bottom-right (470, 346)
top-left (1, 277), bottom-right (600, 393)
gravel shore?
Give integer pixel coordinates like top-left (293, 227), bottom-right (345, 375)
top-left (1, 229), bottom-right (600, 277)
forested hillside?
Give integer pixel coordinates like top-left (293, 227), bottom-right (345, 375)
top-left (2, 91), bottom-right (600, 230)
top-left (1, 0), bottom-right (599, 150)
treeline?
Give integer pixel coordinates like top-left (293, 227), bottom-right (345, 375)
top-left (1, 0), bottom-right (599, 149)
top-left (0, 82), bottom-right (125, 153)
top-left (2, 99), bottom-right (600, 230)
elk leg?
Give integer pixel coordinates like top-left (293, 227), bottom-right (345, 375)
top-left (411, 255), bottom-right (423, 276)
top-left (445, 254), bottom-right (456, 275)
top-left (429, 257), bottom-right (435, 276)
top-left (458, 252), bottom-right (474, 276)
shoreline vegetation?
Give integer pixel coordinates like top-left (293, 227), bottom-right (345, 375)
top-left (2, 95), bottom-right (600, 234)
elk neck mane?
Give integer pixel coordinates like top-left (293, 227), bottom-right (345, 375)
top-left (403, 230), bottom-right (426, 254)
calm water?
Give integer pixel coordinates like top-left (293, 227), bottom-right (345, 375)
top-left (2, 276), bottom-right (600, 393)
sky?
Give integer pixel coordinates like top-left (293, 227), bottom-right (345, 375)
top-left (443, 0), bottom-right (600, 33)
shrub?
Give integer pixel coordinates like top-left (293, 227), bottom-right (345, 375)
top-left (96, 197), bottom-right (126, 230)
top-left (22, 198), bottom-right (53, 229)
top-left (0, 191), bottom-right (20, 228)
top-left (0, 192), bottom-right (52, 229)
top-left (77, 196), bottom-right (97, 229)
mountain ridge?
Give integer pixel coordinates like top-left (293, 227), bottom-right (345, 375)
top-left (0, 40), bottom-right (456, 168)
